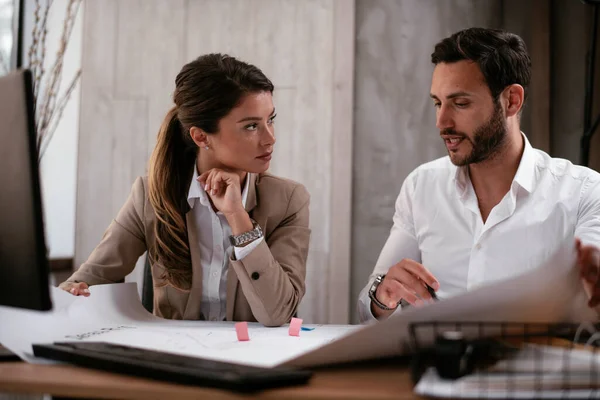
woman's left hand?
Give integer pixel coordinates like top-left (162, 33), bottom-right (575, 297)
top-left (576, 238), bottom-right (600, 308)
top-left (198, 168), bottom-right (246, 216)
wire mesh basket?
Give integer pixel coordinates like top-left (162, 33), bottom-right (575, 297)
top-left (409, 321), bottom-right (600, 399)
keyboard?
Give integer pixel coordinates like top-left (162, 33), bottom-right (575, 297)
top-left (32, 342), bottom-right (312, 392)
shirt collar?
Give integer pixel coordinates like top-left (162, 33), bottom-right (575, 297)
top-left (453, 162), bottom-right (469, 198)
top-left (187, 163), bottom-right (251, 210)
top-left (512, 132), bottom-right (536, 193)
top-left (453, 132), bottom-right (537, 196)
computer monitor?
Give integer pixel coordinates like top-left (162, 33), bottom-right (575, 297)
top-left (0, 69), bottom-right (52, 311)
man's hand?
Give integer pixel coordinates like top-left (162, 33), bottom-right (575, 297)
top-left (576, 238), bottom-right (600, 308)
top-left (372, 259), bottom-right (440, 319)
top-left (198, 168), bottom-right (245, 216)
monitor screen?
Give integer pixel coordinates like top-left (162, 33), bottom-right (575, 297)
top-left (0, 69), bottom-right (52, 311)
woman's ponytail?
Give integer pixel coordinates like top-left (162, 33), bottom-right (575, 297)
top-left (147, 106), bottom-right (196, 289)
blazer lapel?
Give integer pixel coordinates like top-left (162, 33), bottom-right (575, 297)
top-left (244, 173), bottom-right (258, 213)
top-left (226, 173), bottom-right (258, 320)
top-left (183, 209), bottom-right (203, 319)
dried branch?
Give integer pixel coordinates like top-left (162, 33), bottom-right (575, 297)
top-left (37, 0), bottom-right (81, 135)
top-left (27, 0), bottom-right (40, 69)
top-left (36, 1), bottom-right (51, 102)
top-left (29, 0), bottom-right (41, 92)
top-left (38, 69), bottom-right (81, 159)
top-left (29, 0), bottom-right (82, 160)
top-left (29, 0), bottom-right (53, 101)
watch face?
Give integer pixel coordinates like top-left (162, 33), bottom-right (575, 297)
top-left (369, 279), bottom-right (378, 295)
top-left (370, 275), bottom-right (385, 297)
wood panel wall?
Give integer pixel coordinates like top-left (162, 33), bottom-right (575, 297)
top-left (76, 0), bottom-right (354, 323)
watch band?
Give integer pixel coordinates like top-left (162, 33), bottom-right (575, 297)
top-left (229, 219), bottom-right (263, 247)
top-left (368, 274), bottom-right (399, 311)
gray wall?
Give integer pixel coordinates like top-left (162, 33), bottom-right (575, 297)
top-left (551, 0), bottom-right (586, 162)
top-left (502, 0), bottom-right (533, 138)
top-left (349, 0), bottom-right (598, 322)
top-left (350, 0), bottom-right (503, 322)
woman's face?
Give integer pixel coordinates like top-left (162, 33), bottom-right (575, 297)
top-left (201, 91), bottom-right (276, 173)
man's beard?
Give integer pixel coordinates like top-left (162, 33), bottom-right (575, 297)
top-left (443, 103), bottom-right (508, 166)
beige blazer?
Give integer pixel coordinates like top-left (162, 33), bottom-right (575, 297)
top-left (65, 173), bottom-right (310, 327)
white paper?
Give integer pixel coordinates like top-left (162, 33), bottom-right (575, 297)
top-left (414, 368), bottom-right (600, 399)
top-left (0, 283), bottom-right (357, 366)
top-left (283, 240), bottom-right (596, 367)
top-left (70, 322), bottom-right (355, 367)
top-left (490, 344), bottom-right (600, 373)
top-left (0, 284), bottom-right (110, 362)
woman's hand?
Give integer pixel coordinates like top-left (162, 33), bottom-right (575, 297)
top-left (198, 168), bottom-right (254, 235)
top-left (59, 281), bottom-right (90, 297)
top-left (198, 168), bottom-right (245, 216)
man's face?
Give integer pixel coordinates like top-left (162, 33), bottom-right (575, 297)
top-left (430, 61), bottom-right (508, 166)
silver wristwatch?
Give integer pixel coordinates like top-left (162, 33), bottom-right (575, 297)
top-left (368, 274), bottom-right (399, 311)
top-left (229, 219), bottom-right (263, 247)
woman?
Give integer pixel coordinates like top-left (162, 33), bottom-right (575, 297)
top-left (59, 54), bottom-right (310, 327)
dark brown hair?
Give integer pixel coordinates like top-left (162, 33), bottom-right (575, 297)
top-left (147, 54), bottom-right (274, 289)
top-left (431, 27), bottom-right (531, 102)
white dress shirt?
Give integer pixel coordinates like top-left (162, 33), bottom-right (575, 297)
top-left (358, 134), bottom-right (600, 323)
top-left (187, 167), bottom-right (264, 321)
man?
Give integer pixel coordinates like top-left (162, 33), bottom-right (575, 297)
top-left (358, 27), bottom-right (600, 323)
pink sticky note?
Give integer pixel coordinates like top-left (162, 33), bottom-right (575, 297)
top-left (235, 322), bottom-right (249, 341)
top-left (289, 317), bottom-right (303, 337)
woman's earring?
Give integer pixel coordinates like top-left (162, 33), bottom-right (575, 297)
top-left (204, 146), bottom-right (209, 150)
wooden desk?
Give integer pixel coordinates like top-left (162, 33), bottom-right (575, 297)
top-left (0, 359), bottom-right (421, 400)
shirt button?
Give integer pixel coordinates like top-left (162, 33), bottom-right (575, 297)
top-left (212, 272), bottom-right (218, 278)
top-left (251, 272), bottom-right (260, 280)
top-left (475, 243), bottom-right (482, 250)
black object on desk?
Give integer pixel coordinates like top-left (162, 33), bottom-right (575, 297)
top-left (0, 70), bottom-right (52, 312)
top-left (410, 330), bottom-right (514, 382)
top-left (32, 342), bottom-right (312, 392)
top-left (0, 344), bottom-right (20, 362)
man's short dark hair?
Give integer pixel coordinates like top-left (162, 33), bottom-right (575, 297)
top-left (431, 27), bottom-right (531, 102)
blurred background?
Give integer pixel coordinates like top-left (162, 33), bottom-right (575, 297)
top-left (1, 0), bottom-right (598, 324)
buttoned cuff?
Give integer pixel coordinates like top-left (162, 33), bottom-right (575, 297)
top-left (233, 236), bottom-right (265, 260)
